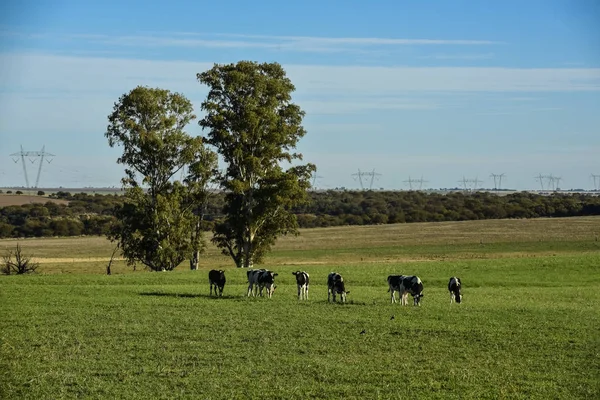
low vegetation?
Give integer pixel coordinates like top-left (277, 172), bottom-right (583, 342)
top-left (1, 190), bottom-right (599, 240)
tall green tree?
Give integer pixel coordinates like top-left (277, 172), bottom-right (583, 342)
top-left (105, 86), bottom-right (216, 271)
top-left (197, 61), bottom-right (316, 268)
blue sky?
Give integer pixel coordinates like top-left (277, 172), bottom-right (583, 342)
top-left (1, 0), bottom-right (599, 190)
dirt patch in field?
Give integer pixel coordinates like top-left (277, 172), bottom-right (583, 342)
top-left (0, 194), bottom-right (69, 207)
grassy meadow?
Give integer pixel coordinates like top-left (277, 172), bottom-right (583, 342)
top-left (1, 217), bottom-right (600, 399)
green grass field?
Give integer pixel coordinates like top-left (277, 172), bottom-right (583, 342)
top-left (1, 217), bottom-right (600, 399)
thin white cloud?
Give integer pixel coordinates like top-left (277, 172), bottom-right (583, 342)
top-left (301, 100), bottom-right (439, 115)
top-left (1, 53), bottom-right (599, 97)
top-left (210, 33), bottom-right (503, 46)
top-left (508, 97), bottom-right (539, 102)
top-left (1, 29), bottom-right (503, 54)
top-left (418, 53), bottom-right (496, 60)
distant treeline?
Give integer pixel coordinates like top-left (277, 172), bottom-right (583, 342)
top-left (1, 190), bottom-right (600, 238)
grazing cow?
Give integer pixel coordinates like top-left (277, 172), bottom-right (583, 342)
top-left (247, 269), bottom-right (278, 298)
top-left (387, 275), bottom-right (424, 306)
top-left (448, 277), bottom-right (462, 304)
top-left (247, 269), bottom-right (264, 297)
top-left (208, 269), bottom-right (226, 296)
top-left (327, 272), bottom-right (350, 303)
top-left (292, 271), bottom-right (310, 300)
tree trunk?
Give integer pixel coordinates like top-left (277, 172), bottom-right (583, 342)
top-left (190, 250), bottom-right (199, 270)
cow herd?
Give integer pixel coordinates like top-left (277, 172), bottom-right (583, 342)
top-left (209, 268), bottom-right (464, 305)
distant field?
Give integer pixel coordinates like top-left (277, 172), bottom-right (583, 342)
top-left (0, 194), bottom-right (69, 207)
top-left (1, 217), bottom-right (599, 398)
top-left (1, 216), bottom-right (598, 274)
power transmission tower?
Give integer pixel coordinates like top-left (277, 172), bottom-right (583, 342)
top-left (490, 173), bottom-right (506, 191)
top-left (546, 174), bottom-right (555, 191)
top-left (552, 176), bottom-right (562, 191)
top-left (591, 174), bottom-right (600, 191)
top-left (310, 169), bottom-right (324, 190)
top-left (458, 176), bottom-right (483, 192)
top-left (535, 173), bottom-right (546, 191)
top-left (10, 145), bottom-right (55, 188)
top-left (403, 176), bottom-right (428, 191)
top-left (472, 176), bottom-right (483, 191)
top-left (544, 174), bottom-right (561, 191)
top-left (352, 168), bottom-right (382, 190)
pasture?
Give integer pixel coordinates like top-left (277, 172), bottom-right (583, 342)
top-left (0, 194), bottom-right (69, 207)
top-left (1, 217), bottom-right (600, 399)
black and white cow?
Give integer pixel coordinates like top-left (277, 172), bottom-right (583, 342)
top-left (387, 275), bottom-right (424, 306)
top-left (247, 269), bottom-right (278, 298)
top-left (292, 271), bottom-right (310, 300)
top-left (448, 277), bottom-right (462, 304)
top-left (327, 272), bottom-right (349, 303)
top-left (208, 269), bottom-right (226, 296)
top-left (247, 269), bottom-right (264, 297)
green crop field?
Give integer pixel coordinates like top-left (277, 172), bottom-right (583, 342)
top-left (1, 217), bottom-right (600, 399)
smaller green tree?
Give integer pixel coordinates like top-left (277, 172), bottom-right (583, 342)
top-left (105, 86), bottom-right (217, 271)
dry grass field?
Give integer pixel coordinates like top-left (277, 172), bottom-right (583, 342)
top-left (1, 216), bottom-right (599, 274)
top-left (0, 194), bottom-right (69, 207)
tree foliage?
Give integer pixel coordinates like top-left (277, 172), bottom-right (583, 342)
top-left (105, 86), bottom-right (217, 271)
top-left (197, 61), bottom-right (316, 267)
top-left (1, 190), bottom-right (600, 239)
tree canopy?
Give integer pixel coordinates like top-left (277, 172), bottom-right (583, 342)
top-left (105, 86), bottom-right (216, 271)
top-left (197, 61), bottom-right (316, 268)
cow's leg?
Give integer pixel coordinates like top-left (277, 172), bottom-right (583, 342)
top-left (297, 285), bottom-right (301, 300)
top-left (306, 284), bottom-right (309, 300)
top-left (328, 289), bottom-right (331, 302)
top-left (390, 289), bottom-right (395, 304)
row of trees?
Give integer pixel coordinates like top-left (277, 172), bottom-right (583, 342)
top-left (104, 61), bottom-right (315, 271)
top-left (2, 190), bottom-right (599, 238)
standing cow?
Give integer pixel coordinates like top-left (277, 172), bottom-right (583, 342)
top-left (327, 272), bottom-right (349, 303)
top-left (448, 277), bottom-right (462, 304)
top-left (208, 269), bottom-right (226, 296)
top-left (247, 269), bottom-right (278, 298)
top-left (387, 275), bottom-right (424, 306)
top-left (292, 271), bottom-right (310, 300)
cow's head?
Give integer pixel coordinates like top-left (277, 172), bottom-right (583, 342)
top-left (262, 272), bottom-right (278, 291)
top-left (413, 292), bottom-right (424, 306)
top-left (335, 281), bottom-right (349, 302)
top-left (342, 290), bottom-right (350, 302)
top-left (455, 293), bottom-right (462, 303)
